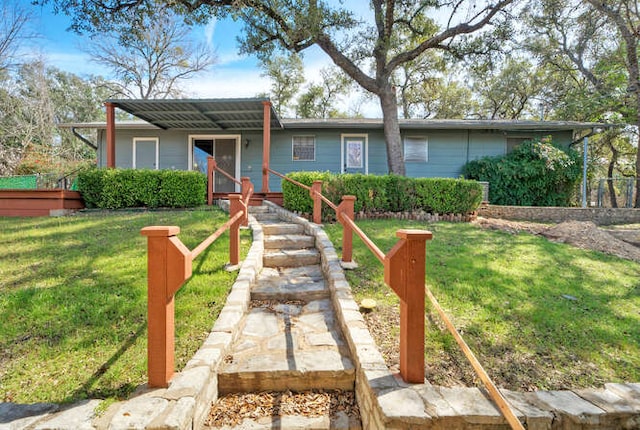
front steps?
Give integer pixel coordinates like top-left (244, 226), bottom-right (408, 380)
top-left (210, 204), bottom-right (360, 428)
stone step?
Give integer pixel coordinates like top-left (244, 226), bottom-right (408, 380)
top-left (248, 205), bottom-right (270, 214)
top-left (264, 234), bottom-right (315, 250)
top-left (261, 221), bottom-right (304, 236)
top-left (252, 212), bottom-right (281, 222)
top-left (217, 299), bottom-right (355, 395)
top-left (253, 266), bottom-right (328, 301)
top-left (263, 248), bottom-right (321, 268)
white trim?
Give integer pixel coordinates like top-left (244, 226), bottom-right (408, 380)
top-left (340, 133), bottom-right (368, 174)
top-left (132, 137), bottom-right (159, 169)
top-left (188, 134), bottom-right (241, 192)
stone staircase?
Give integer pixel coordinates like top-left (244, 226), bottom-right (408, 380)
top-left (210, 205), bottom-right (361, 428)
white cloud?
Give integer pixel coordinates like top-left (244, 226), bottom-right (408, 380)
top-left (183, 67), bottom-right (270, 98)
top-left (204, 18), bottom-right (216, 48)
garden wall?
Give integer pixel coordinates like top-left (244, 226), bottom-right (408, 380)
top-left (478, 204), bottom-right (640, 225)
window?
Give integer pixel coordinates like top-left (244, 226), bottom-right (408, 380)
top-left (292, 136), bottom-right (315, 161)
top-left (404, 136), bottom-right (428, 162)
top-left (506, 137), bottom-right (530, 153)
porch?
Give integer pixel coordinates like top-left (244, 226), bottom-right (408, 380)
top-left (103, 98), bottom-right (283, 195)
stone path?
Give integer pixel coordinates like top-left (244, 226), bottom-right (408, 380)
top-left (205, 205), bottom-right (361, 428)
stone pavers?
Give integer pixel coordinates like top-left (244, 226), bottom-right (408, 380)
top-left (212, 206), bottom-right (359, 427)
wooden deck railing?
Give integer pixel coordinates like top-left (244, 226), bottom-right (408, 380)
top-left (140, 177), bottom-right (253, 388)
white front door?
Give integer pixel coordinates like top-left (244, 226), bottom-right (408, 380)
top-left (341, 134), bottom-right (368, 174)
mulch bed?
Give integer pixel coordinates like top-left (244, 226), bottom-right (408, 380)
top-left (205, 389), bottom-right (359, 427)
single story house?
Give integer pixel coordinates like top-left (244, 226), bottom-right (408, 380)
top-left (64, 98), bottom-right (605, 196)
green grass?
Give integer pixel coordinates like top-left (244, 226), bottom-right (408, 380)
top-left (325, 220), bottom-right (640, 390)
top-left (0, 208), bottom-right (250, 404)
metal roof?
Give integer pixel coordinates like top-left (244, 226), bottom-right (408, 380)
top-left (282, 118), bottom-right (610, 131)
top-left (105, 98), bottom-right (283, 131)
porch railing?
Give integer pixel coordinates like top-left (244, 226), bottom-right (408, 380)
top-left (207, 156), bottom-right (249, 206)
top-left (266, 167), bottom-right (525, 430)
top-left (140, 177), bottom-right (253, 388)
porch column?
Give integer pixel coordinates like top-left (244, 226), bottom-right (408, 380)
top-left (105, 102), bottom-right (116, 168)
top-left (261, 100), bottom-right (271, 193)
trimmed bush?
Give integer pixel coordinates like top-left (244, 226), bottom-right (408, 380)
top-left (462, 138), bottom-right (581, 206)
top-left (282, 171), bottom-right (331, 214)
top-left (282, 171), bottom-right (482, 218)
top-left (77, 168), bottom-right (206, 209)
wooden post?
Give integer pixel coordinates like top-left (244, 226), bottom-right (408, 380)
top-left (311, 180), bottom-right (322, 224)
top-left (140, 226), bottom-right (192, 388)
top-left (229, 195), bottom-right (243, 266)
top-left (261, 101), bottom-right (272, 193)
top-left (241, 177), bottom-right (251, 226)
top-left (338, 195), bottom-right (355, 263)
top-left (207, 157), bottom-right (216, 206)
top-left (384, 229), bottom-right (432, 383)
top-left (105, 102), bottom-right (116, 168)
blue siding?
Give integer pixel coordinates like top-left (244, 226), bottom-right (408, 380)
top-left (99, 125), bottom-right (579, 192)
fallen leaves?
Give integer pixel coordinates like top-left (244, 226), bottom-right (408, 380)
top-left (205, 389), bottom-right (359, 427)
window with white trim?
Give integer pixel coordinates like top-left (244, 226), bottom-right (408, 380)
top-left (292, 136), bottom-right (315, 161)
top-left (404, 136), bottom-right (428, 162)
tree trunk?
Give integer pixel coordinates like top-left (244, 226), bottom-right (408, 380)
top-left (635, 104), bottom-right (640, 207)
top-left (607, 145), bottom-right (618, 208)
top-left (379, 87), bottom-right (406, 175)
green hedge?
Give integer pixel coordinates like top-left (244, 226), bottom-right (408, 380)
top-left (77, 168), bottom-right (207, 209)
top-left (462, 139), bottom-right (581, 206)
top-left (282, 172), bottom-right (483, 219)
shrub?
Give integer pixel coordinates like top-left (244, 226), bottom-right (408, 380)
top-left (281, 171), bottom-right (331, 214)
top-left (77, 168), bottom-right (207, 209)
top-left (462, 138), bottom-right (581, 206)
top-left (283, 171), bottom-right (482, 218)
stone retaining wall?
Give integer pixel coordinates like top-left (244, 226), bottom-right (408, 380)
top-left (263, 201), bottom-right (640, 429)
top-left (478, 204), bottom-right (640, 225)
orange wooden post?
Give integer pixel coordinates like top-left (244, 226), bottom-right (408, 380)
top-left (105, 102), bottom-right (116, 168)
top-left (241, 176), bottom-right (251, 226)
top-left (261, 101), bottom-right (272, 193)
top-left (311, 180), bottom-right (322, 224)
top-left (384, 229), bottom-right (433, 383)
top-left (140, 226), bottom-right (192, 387)
top-left (207, 157), bottom-right (215, 205)
top-left (338, 195), bottom-right (355, 263)
top-left (229, 195), bottom-right (243, 266)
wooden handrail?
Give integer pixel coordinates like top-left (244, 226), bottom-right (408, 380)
top-left (141, 185), bottom-right (252, 388)
top-left (339, 214), bottom-right (385, 263)
top-left (209, 156), bottom-right (242, 185)
top-left (191, 210), bottom-right (244, 259)
top-left (425, 285), bottom-right (525, 430)
top-left (260, 166), bottom-right (523, 427)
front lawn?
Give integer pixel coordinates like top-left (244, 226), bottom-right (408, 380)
top-left (325, 220), bottom-right (640, 390)
top-left (0, 208), bottom-right (250, 404)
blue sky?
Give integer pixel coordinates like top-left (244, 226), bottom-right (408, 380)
top-left (19, 1), bottom-right (380, 116)
top-left (26, 2), bottom-right (272, 97)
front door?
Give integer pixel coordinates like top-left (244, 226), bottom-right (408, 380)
top-left (192, 136), bottom-right (239, 193)
top-left (342, 134), bottom-right (368, 174)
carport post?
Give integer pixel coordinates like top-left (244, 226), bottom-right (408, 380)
top-left (105, 102), bottom-right (116, 168)
top-left (261, 101), bottom-right (272, 193)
